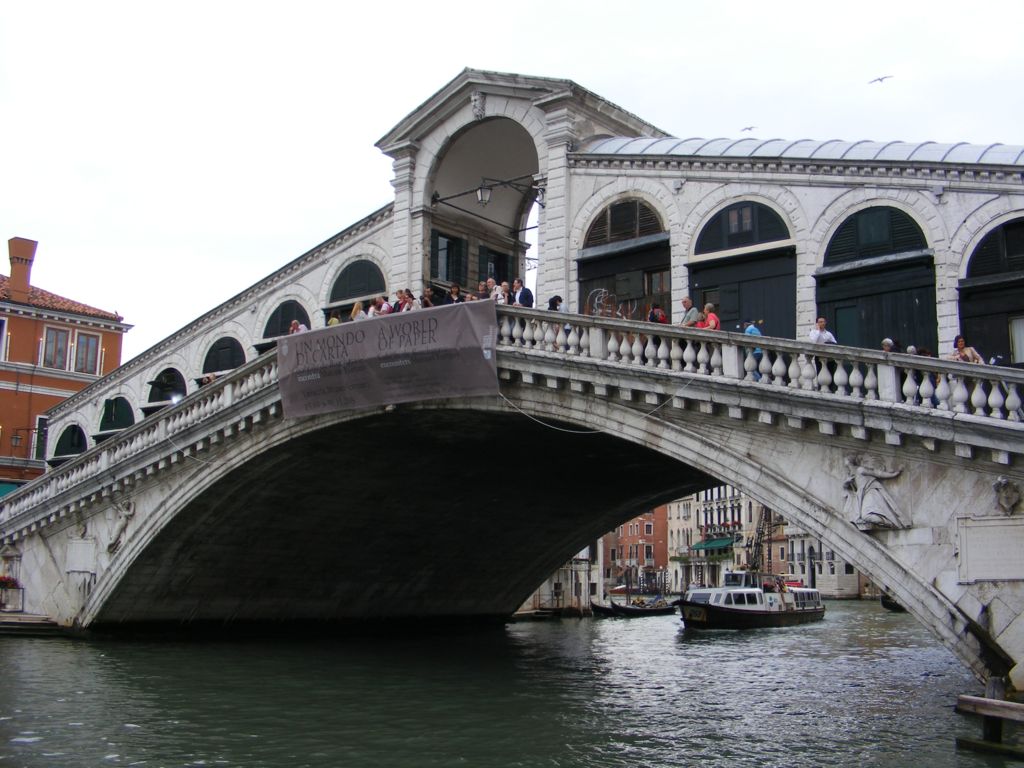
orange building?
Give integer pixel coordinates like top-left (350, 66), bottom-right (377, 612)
top-left (0, 237), bottom-right (129, 493)
top-left (602, 504), bottom-right (669, 594)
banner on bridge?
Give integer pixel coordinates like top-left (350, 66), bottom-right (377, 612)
top-left (278, 300), bottom-right (499, 418)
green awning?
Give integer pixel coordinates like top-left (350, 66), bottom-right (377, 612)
top-left (691, 536), bottom-right (736, 551)
top-left (0, 482), bottom-right (22, 497)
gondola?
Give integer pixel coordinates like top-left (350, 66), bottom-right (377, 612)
top-left (608, 597), bottom-right (676, 617)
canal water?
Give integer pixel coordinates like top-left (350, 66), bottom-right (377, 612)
top-left (0, 600), bottom-right (1008, 767)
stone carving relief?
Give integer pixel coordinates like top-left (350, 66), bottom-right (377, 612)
top-left (106, 500), bottom-right (136, 554)
top-left (471, 91), bottom-right (486, 120)
top-left (993, 476), bottom-right (1021, 516)
top-left (841, 454), bottom-right (908, 530)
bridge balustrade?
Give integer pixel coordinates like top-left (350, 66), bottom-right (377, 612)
top-left (499, 307), bottom-right (1024, 421)
top-left (3, 306), bottom-right (1023, 540)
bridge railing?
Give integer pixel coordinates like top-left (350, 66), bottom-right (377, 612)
top-left (0, 353), bottom-right (280, 530)
top-left (497, 307), bottom-right (1024, 422)
top-left (3, 307), bottom-right (1022, 536)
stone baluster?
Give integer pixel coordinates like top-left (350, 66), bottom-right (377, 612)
top-left (555, 323), bottom-right (567, 353)
top-left (657, 338), bottom-right (670, 369)
top-left (787, 354), bottom-right (801, 388)
top-left (816, 358), bottom-right (833, 392)
top-left (683, 340), bottom-right (697, 373)
top-left (864, 364), bottom-right (878, 400)
top-left (934, 373), bottom-right (951, 410)
top-left (902, 368), bottom-right (919, 405)
top-left (987, 378), bottom-right (1006, 419)
top-left (578, 326), bottom-right (590, 357)
top-left (619, 333), bottom-right (633, 364)
top-left (847, 362), bottom-right (862, 396)
top-left (1005, 383), bottom-right (1022, 422)
top-left (697, 342), bottom-right (710, 374)
top-left (670, 339), bottom-right (683, 371)
top-left (631, 334), bottom-right (645, 366)
top-left (499, 315), bottom-right (513, 345)
top-left (833, 362), bottom-right (849, 396)
top-left (743, 348), bottom-right (758, 381)
top-left (918, 371), bottom-right (935, 408)
top-left (512, 317), bottom-right (524, 347)
top-left (710, 344), bottom-right (723, 376)
top-left (523, 318), bottom-right (537, 349)
top-left (950, 375), bottom-right (970, 413)
top-left (606, 329), bottom-right (619, 361)
top-left (759, 350), bottom-right (774, 384)
top-left (644, 335), bottom-right (657, 368)
top-left (970, 379), bottom-right (989, 416)
top-left (799, 355), bottom-right (817, 390)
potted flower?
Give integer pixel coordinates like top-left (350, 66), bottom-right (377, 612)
top-left (0, 575), bottom-right (18, 589)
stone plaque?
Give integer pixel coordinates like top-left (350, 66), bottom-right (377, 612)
top-left (66, 537), bottom-right (96, 575)
top-left (957, 516), bottom-right (1024, 583)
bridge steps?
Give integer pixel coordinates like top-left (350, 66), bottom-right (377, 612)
top-left (0, 613), bottom-right (64, 637)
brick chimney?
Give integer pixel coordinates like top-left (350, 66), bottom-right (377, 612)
top-left (8, 237), bottom-right (37, 304)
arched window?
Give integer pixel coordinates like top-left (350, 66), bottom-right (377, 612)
top-left (203, 337), bottom-right (245, 373)
top-left (960, 217), bottom-right (1024, 366)
top-left (99, 397), bottom-right (135, 432)
top-left (50, 424), bottom-right (88, 465)
top-left (330, 260), bottom-right (386, 303)
top-left (147, 369), bottom-right (187, 404)
top-left (967, 218), bottom-right (1024, 278)
top-left (695, 202), bottom-right (789, 254)
top-left (824, 206), bottom-right (926, 265)
top-left (579, 199), bottom-right (669, 321)
top-left (584, 199), bottom-right (663, 248)
top-left (816, 207), bottom-right (934, 352)
top-left (263, 301), bottom-right (311, 338)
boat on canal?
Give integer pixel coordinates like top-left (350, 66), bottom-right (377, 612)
top-left (676, 571), bottom-right (825, 630)
top-left (609, 596), bottom-right (676, 617)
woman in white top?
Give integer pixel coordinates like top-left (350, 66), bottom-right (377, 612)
top-left (350, 300), bottom-right (368, 322)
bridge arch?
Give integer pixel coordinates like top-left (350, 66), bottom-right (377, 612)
top-left (69, 375), bottom-right (992, 682)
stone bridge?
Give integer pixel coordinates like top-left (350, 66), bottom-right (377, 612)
top-left (1, 307), bottom-right (1023, 688)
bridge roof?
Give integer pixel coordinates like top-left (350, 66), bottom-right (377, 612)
top-left (582, 136), bottom-right (1024, 166)
top-left (0, 274), bottom-right (124, 322)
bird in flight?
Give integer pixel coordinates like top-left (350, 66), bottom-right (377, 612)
top-left (868, 75), bottom-right (893, 84)
top-left (741, 126), bottom-right (757, 132)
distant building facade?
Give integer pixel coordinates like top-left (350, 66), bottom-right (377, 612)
top-left (0, 238), bottom-right (129, 492)
top-left (602, 505), bottom-right (669, 595)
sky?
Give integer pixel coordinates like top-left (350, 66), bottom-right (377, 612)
top-left (2, 1), bottom-right (1023, 363)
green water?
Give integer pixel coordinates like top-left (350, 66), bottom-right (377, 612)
top-left (0, 601), bottom-right (1008, 767)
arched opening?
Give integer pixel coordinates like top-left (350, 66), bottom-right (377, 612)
top-left (256, 301), bottom-right (312, 353)
top-left (958, 217), bottom-right (1024, 367)
top-left (93, 396), bottom-right (135, 444)
top-left (48, 424), bottom-right (88, 467)
top-left (578, 198), bottom-right (669, 321)
top-left (690, 202), bottom-right (795, 336)
top-left (428, 118), bottom-right (539, 302)
top-left (325, 260), bottom-right (386, 322)
top-left (142, 368), bottom-right (188, 417)
top-left (815, 206), bottom-right (935, 352)
top-left (202, 337), bottom-right (246, 380)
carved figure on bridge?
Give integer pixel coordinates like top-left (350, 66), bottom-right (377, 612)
top-left (106, 501), bottom-right (136, 554)
top-left (994, 476), bottom-right (1021, 516)
top-left (842, 455), bottom-right (908, 530)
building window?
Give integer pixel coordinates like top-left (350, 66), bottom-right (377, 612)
top-left (74, 333), bottom-right (100, 374)
top-left (1009, 316), bottom-right (1024, 364)
top-left (695, 201), bottom-right (789, 254)
top-left (779, 547), bottom-right (786, 561)
top-left (430, 230), bottom-right (467, 286)
top-left (645, 522), bottom-right (653, 535)
top-left (844, 563), bottom-right (855, 575)
top-left (43, 327), bottom-right (70, 369)
top-left (584, 199), bottom-right (663, 248)
top-left (824, 206), bottom-right (926, 265)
